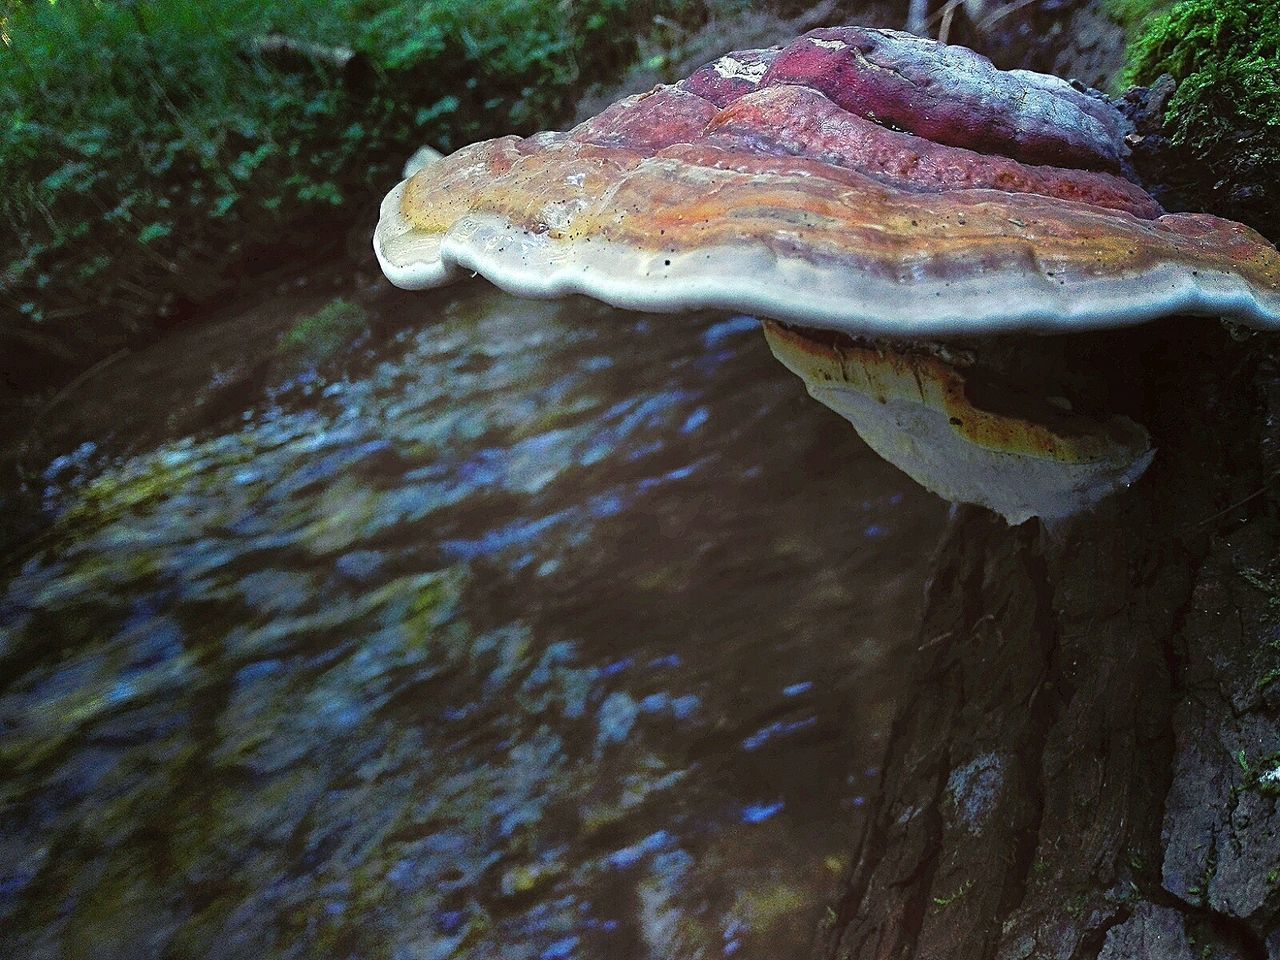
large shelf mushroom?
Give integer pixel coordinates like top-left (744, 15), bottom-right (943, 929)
top-left (375, 26), bottom-right (1280, 524)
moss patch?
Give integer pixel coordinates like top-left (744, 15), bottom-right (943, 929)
top-left (280, 297), bottom-right (368, 365)
top-left (1, 0), bottom-right (713, 390)
top-left (1125, 0), bottom-right (1280, 136)
top-left (1122, 0), bottom-right (1280, 238)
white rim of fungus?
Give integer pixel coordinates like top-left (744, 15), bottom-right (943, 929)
top-left (374, 182), bottom-right (1280, 336)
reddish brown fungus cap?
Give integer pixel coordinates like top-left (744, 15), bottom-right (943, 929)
top-left (375, 26), bottom-right (1280, 336)
top-left (685, 27), bottom-right (1132, 170)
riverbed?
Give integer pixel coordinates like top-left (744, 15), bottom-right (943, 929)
top-left (0, 280), bottom-right (945, 959)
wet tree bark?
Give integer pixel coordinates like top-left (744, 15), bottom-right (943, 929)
top-left (823, 323), bottom-right (1280, 959)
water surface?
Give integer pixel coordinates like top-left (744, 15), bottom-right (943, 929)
top-left (0, 284), bottom-right (944, 959)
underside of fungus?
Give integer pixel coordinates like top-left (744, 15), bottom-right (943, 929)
top-left (761, 321), bottom-right (1155, 523)
top-left (375, 26), bottom-right (1280, 523)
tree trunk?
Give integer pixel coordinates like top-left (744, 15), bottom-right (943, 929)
top-left (824, 321), bottom-right (1280, 959)
top-left (906, 0), bottom-right (931, 36)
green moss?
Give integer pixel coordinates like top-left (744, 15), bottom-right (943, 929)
top-left (1125, 0), bottom-right (1280, 141)
top-left (930, 877), bottom-right (975, 908)
top-left (280, 297), bottom-right (368, 364)
top-left (1119, 0), bottom-right (1280, 235)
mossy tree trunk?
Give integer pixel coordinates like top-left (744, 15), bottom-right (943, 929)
top-left (823, 322), bottom-right (1280, 960)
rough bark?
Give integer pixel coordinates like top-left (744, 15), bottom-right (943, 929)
top-left (825, 322), bottom-right (1280, 960)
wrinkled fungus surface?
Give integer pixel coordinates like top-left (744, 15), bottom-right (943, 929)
top-left (376, 26), bottom-right (1280, 337)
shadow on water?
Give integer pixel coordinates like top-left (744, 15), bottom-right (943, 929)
top-left (0, 281), bottom-right (946, 959)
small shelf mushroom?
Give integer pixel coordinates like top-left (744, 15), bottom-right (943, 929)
top-left (374, 26), bottom-right (1280, 524)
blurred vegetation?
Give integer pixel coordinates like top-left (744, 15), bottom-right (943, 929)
top-left (0, 0), bottom-right (712, 391)
top-left (280, 297), bottom-right (369, 366)
top-left (1120, 0), bottom-right (1280, 238)
top-left (1102, 0), bottom-right (1172, 45)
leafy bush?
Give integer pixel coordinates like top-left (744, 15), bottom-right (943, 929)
top-left (1121, 0), bottom-right (1280, 237)
top-left (1, 0), bottom-right (707, 390)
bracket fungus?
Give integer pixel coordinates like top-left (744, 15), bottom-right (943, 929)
top-left (375, 26), bottom-right (1280, 524)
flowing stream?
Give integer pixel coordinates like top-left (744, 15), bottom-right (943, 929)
top-left (0, 282), bottom-right (945, 959)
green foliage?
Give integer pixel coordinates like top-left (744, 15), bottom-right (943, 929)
top-left (1119, 0), bottom-right (1280, 237)
top-left (1103, 0), bottom-right (1173, 44)
top-left (1, 0), bottom-right (707, 387)
top-left (1124, 0), bottom-right (1280, 146)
